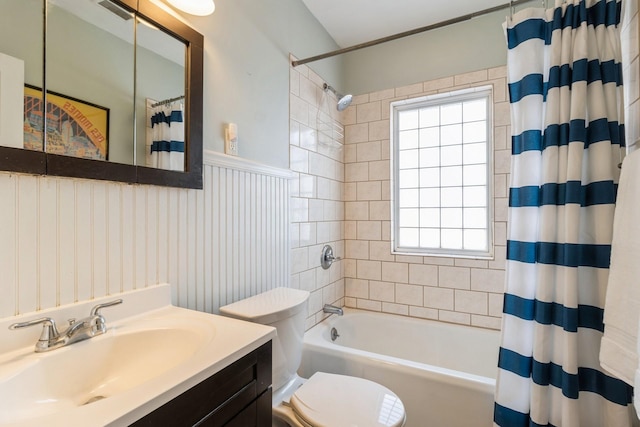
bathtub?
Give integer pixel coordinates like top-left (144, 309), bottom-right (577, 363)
top-left (298, 309), bottom-right (500, 427)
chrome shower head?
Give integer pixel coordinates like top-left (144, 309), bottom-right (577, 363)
top-left (323, 83), bottom-right (352, 111)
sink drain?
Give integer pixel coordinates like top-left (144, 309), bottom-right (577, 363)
top-left (83, 395), bottom-right (107, 405)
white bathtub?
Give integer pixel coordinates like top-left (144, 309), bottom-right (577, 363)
top-left (298, 309), bottom-right (500, 427)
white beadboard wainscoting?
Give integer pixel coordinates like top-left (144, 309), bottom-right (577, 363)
top-left (0, 151), bottom-right (293, 319)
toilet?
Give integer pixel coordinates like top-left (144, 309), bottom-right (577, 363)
top-left (219, 287), bottom-right (406, 427)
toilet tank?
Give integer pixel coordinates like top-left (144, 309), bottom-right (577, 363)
top-left (219, 287), bottom-right (310, 391)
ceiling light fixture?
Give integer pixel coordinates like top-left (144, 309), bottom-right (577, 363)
top-left (165, 0), bottom-right (215, 16)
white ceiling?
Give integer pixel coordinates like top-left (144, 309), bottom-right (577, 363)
top-left (301, 0), bottom-right (514, 48)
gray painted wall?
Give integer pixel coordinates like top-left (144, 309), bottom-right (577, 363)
top-left (185, 0), bottom-right (344, 169)
top-left (341, 9), bottom-right (510, 95)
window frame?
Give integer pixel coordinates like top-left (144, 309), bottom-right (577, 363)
top-left (390, 85), bottom-right (494, 259)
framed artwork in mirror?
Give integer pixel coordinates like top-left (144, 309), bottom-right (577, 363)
top-left (24, 84), bottom-right (109, 160)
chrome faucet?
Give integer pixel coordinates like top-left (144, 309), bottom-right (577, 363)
top-left (9, 299), bottom-right (123, 352)
top-left (323, 304), bottom-right (343, 316)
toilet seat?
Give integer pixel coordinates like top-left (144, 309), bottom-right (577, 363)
top-left (288, 372), bottom-right (406, 427)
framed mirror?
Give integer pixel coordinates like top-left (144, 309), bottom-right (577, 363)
top-left (0, 0), bottom-right (203, 189)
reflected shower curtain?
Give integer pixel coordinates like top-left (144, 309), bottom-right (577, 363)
top-left (150, 100), bottom-right (185, 171)
top-left (494, 0), bottom-right (634, 425)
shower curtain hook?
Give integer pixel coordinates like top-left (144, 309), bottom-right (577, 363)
top-left (510, 0), bottom-right (514, 20)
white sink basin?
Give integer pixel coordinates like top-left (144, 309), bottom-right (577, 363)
top-left (0, 286), bottom-right (276, 427)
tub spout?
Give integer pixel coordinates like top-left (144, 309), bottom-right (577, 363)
top-left (323, 304), bottom-right (343, 316)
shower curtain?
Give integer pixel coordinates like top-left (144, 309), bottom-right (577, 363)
top-left (149, 100), bottom-right (185, 171)
top-left (494, 0), bottom-right (634, 425)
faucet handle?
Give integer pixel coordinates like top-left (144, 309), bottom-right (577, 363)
top-left (90, 299), bottom-right (123, 316)
top-left (9, 317), bottom-right (60, 344)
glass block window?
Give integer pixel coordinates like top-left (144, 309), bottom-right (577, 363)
top-left (390, 86), bottom-right (493, 258)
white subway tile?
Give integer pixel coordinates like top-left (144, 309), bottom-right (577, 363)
top-left (357, 181), bottom-right (382, 201)
top-left (489, 293), bottom-right (504, 317)
top-left (290, 145), bottom-right (309, 173)
top-left (345, 163), bottom-right (369, 182)
top-left (395, 283), bottom-right (422, 304)
top-left (357, 221), bottom-right (382, 241)
top-left (369, 160), bottom-right (390, 181)
top-left (494, 149), bottom-right (511, 175)
top-left (369, 120), bottom-right (390, 140)
top-left (357, 299), bottom-right (382, 311)
top-left (308, 199), bottom-right (324, 222)
top-left (454, 258), bottom-right (488, 268)
top-left (346, 278), bottom-right (369, 298)
top-left (409, 306), bottom-right (439, 320)
top-left (396, 82), bottom-right (424, 97)
top-left (299, 222), bottom-right (317, 247)
top-left (345, 123), bottom-right (369, 144)
top-left (346, 240), bottom-right (370, 259)
top-left (424, 286), bottom-right (454, 310)
top-left (488, 66), bottom-right (507, 79)
top-left (370, 201), bottom-right (390, 221)
top-left (290, 94), bottom-right (309, 126)
top-left (344, 182), bottom-right (357, 201)
top-left (471, 315), bottom-right (501, 330)
top-left (379, 262), bottom-right (407, 283)
top-left (357, 101), bottom-right (382, 123)
top-left (299, 174), bottom-right (316, 198)
top-left (438, 266), bottom-right (471, 289)
top-left (382, 302), bottom-right (409, 316)
top-left (494, 102), bottom-right (511, 127)
top-left (344, 144), bottom-right (357, 163)
top-left (370, 281), bottom-right (395, 302)
top-left (489, 245), bottom-right (506, 270)
top-left (471, 268), bottom-right (506, 293)
top-left (357, 141), bottom-right (382, 162)
top-left (494, 125), bottom-right (508, 151)
top-left (344, 259), bottom-right (357, 278)
top-left (357, 260), bottom-right (382, 280)
top-left (438, 310), bottom-right (471, 325)
top-left (455, 69), bottom-right (488, 85)
top-left (292, 247), bottom-right (309, 274)
top-left (408, 264), bottom-right (438, 286)
top-left (423, 76), bottom-right (454, 92)
top-left (290, 68), bottom-right (301, 96)
top-left (345, 201), bottom-right (369, 221)
top-left (454, 290), bottom-right (488, 315)
top-left (370, 241), bottom-right (395, 262)
top-left (344, 221), bottom-right (357, 240)
top-left (299, 124), bottom-right (318, 153)
top-left (369, 88), bottom-right (396, 102)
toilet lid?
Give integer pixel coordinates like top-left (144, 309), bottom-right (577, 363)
top-left (289, 373), bottom-right (406, 427)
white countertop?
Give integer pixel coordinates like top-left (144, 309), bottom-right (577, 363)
top-left (0, 285), bottom-right (276, 426)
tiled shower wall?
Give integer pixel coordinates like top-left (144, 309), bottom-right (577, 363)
top-left (289, 58), bottom-right (345, 328)
top-left (342, 67), bottom-right (511, 330)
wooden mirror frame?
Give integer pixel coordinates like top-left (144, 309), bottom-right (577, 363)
top-left (0, 0), bottom-right (204, 189)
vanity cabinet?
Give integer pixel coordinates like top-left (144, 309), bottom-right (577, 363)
top-left (131, 341), bottom-right (272, 427)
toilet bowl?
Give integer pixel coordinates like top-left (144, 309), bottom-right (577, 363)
top-left (220, 287), bottom-right (406, 427)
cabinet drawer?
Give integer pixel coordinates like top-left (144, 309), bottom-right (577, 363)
top-left (131, 340), bottom-right (272, 427)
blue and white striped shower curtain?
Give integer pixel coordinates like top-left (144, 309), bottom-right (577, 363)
top-left (150, 101), bottom-right (185, 171)
top-left (494, 0), bottom-right (635, 425)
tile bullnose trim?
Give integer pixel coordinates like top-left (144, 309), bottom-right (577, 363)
top-left (204, 150), bottom-right (296, 179)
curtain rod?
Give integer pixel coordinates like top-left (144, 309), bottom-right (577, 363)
top-left (151, 95), bottom-right (185, 108)
top-left (292, 0), bottom-right (535, 67)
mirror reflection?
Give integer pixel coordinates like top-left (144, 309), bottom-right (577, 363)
top-left (136, 16), bottom-right (186, 172)
top-left (0, 0), bottom-right (44, 151)
top-left (47, 0), bottom-right (134, 163)
top-left (0, 0), bottom-right (188, 171)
